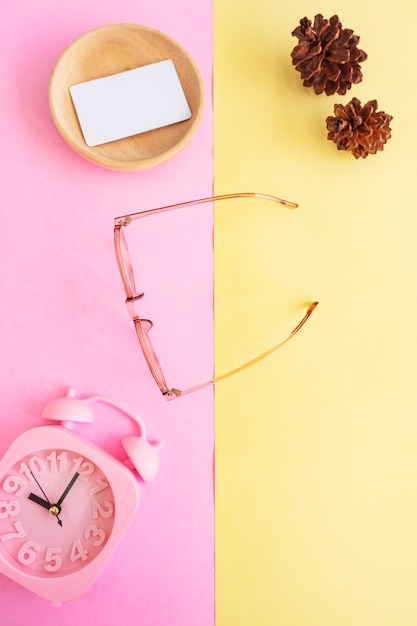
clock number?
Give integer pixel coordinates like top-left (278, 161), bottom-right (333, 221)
top-left (71, 457), bottom-right (95, 483)
top-left (44, 547), bottom-right (63, 572)
top-left (46, 451), bottom-right (68, 473)
top-left (17, 540), bottom-right (41, 565)
top-left (0, 500), bottom-right (20, 519)
top-left (70, 538), bottom-right (88, 563)
top-left (0, 520), bottom-right (26, 542)
top-left (18, 463), bottom-right (32, 481)
top-left (19, 457), bottom-right (46, 480)
top-left (57, 451), bottom-right (68, 473)
top-left (84, 524), bottom-right (106, 547)
top-left (92, 500), bottom-right (114, 519)
top-left (89, 479), bottom-right (109, 496)
top-left (2, 475), bottom-right (27, 497)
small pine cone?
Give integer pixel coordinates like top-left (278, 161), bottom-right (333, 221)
top-left (291, 14), bottom-right (367, 95)
top-left (326, 98), bottom-right (393, 159)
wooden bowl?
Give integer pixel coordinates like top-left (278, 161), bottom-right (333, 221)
top-left (49, 24), bottom-right (204, 171)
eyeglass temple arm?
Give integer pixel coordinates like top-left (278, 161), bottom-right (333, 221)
top-left (114, 192), bottom-right (298, 227)
top-left (174, 301), bottom-right (319, 397)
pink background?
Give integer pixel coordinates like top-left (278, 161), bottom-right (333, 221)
top-left (0, 1), bottom-right (213, 624)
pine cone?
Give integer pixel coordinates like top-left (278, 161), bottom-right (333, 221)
top-left (291, 14), bottom-right (367, 95)
top-left (326, 98), bottom-right (393, 158)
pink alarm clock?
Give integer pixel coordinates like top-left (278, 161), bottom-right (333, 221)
top-left (0, 388), bottom-right (161, 607)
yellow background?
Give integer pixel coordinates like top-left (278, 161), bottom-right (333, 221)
top-left (214, 1), bottom-right (417, 625)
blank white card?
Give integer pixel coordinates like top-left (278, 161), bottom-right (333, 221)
top-left (69, 60), bottom-right (192, 147)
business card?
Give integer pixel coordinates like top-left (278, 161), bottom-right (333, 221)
top-left (69, 60), bottom-right (192, 147)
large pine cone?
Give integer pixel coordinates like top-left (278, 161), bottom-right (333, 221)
top-left (291, 14), bottom-right (367, 95)
top-left (326, 98), bottom-right (393, 158)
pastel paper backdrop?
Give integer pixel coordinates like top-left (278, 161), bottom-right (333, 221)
top-left (2, 1), bottom-right (417, 624)
top-left (0, 1), bottom-right (213, 624)
top-left (214, 1), bottom-right (417, 625)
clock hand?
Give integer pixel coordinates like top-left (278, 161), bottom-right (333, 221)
top-left (30, 471), bottom-right (50, 503)
top-left (55, 472), bottom-right (80, 508)
top-left (28, 493), bottom-right (51, 510)
top-left (29, 471), bottom-right (63, 527)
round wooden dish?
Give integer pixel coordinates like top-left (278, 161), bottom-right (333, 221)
top-left (49, 24), bottom-right (204, 171)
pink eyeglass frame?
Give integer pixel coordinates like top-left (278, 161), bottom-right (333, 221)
top-left (114, 192), bottom-right (318, 400)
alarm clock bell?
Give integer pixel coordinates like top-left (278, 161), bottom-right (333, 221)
top-left (42, 387), bottom-right (162, 482)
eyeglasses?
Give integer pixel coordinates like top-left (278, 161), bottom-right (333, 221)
top-left (114, 192), bottom-right (318, 400)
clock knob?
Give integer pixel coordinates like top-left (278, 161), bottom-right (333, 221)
top-left (121, 436), bottom-right (161, 482)
top-left (41, 387), bottom-right (94, 426)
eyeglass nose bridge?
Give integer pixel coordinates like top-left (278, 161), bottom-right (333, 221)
top-left (125, 296), bottom-right (154, 337)
top-left (126, 293), bottom-right (145, 319)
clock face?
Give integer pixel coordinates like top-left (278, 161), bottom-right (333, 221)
top-left (0, 449), bottom-right (115, 576)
